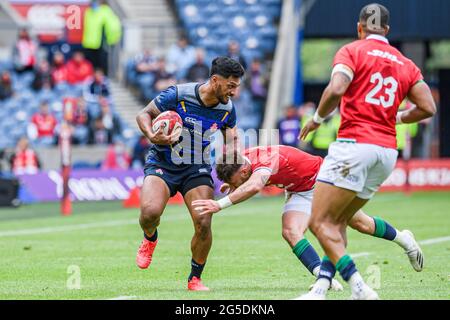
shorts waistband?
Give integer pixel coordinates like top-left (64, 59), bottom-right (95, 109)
top-left (336, 138), bottom-right (357, 143)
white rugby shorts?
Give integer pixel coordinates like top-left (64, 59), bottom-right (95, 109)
top-left (317, 140), bottom-right (398, 199)
top-left (283, 189), bottom-right (314, 215)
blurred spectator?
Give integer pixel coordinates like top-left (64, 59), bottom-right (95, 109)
top-left (10, 137), bottom-right (41, 175)
top-left (84, 69), bottom-right (110, 103)
top-left (134, 49), bottom-right (158, 101)
top-left (13, 29), bottom-right (38, 74)
top-left (90, 98), bottom-right (121, 144)
top-left (32, 60), bottom-right (54, 91)
top-left (301, 103), bottom-right (340, 158)
top-left (135, 49), bottom-right (158, 74)
top-left (66, 51), bottom-right (94, 85)
top-left (278, 106), bottom-right (300, 148)
top-left (186, 48), bottom-right (210, 83)
top-left (234, 87), bottom-right (260, 131)
top-left (82, 0), bottom-right (122, 75)
top-left (51, 51), bottom-right (68, 86)
top-left (153, 58), bottom-right (176, 93)
top-left (396, 100), bottom-right (419, 159)
top-left (101, 141), bottom-right (131, 170)
top-left (62, 97), bottom-right (90, 145)
top-left (131, 135), bottom-right (151, 169)
top-left (248, 58), bottom-right (268, 118)
top-left (30, 102), bottom-right (58, 146)
top-left (0, 71), bottom-right (14, 101)
top-left (166, 36), bottom-right (196, 80)
top-left (227, 40), bottom-right (247, 70)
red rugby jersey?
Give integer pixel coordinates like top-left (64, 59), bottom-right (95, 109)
top-left (333, 35), bottom-right (423, 149)
top-left (243, 145), bottom-right (323, 192)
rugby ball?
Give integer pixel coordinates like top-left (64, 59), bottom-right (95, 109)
top-left (152, 111), bottom-right (183, 138)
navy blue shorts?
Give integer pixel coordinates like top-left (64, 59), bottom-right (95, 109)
top-left (144, 151), bottom-right (214, 197)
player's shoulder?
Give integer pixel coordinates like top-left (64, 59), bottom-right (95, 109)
top-left (338, 39), bottom-right (366, 53)
top-left (174, 82), bottom-right (198, 101)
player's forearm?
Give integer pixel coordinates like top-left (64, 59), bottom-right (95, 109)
top-left (398, 106), bottom-right (435, 124)
top-left (228, 183), bottom-right (262, 205)
top-left (136, 110), bottom-right (153, 138)
top-left (316, 85), bottom-right (341, 119)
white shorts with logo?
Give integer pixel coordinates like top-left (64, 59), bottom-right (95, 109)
top-left (317, 141), bottom-right (398, 199)
top-left (283, 189), bottom-right (314, 215)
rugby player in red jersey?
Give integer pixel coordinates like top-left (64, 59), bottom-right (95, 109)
top-left (295, 3), bottom-right (436, 299)
top-left (192, 145), bottom-right (423, 293)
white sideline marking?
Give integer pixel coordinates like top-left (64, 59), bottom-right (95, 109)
top-left (418, 236), bottom-right (450, 246)
top-left (108, 295), bottom-right (137, 300)
top-left (351, 252), bottom-right (372, 258)
top-left (0, 210), bottom-right (250, 238)
top-left (0, 219), bottom-right (137, 237)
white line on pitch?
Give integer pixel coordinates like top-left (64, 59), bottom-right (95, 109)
top-left (0, 210), bottom-right (255, 237)
top-left (0, 219), bottom-right (137, 237)
top-left (351, 252), bottom-right (372, 258)
top-left (418, 236), bottom-right (450, 245)
top-left (108, 295), bottom-right (137, 300)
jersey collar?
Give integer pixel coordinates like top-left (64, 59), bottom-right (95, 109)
top-left (366, 34), bottom-right (389, 44)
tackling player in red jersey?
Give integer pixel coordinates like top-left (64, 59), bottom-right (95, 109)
top-left (297, 3), bottom-right (436, 299)
top-left (192, 145), bottom-right (423, 293)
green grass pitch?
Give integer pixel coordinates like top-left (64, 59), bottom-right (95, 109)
top-left (0, 192), bottom-right (448, 300)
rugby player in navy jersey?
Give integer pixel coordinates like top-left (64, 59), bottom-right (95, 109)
top-left (135, 57), bottom-right (245, 291)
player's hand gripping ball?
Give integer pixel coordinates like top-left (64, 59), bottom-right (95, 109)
top-left (152, 111), bottom-right (183, 141)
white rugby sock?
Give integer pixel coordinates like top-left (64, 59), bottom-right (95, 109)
top-left (348, 272), bottom-right (367, 296)
top-left (310, 278), bottom-right (330, 296)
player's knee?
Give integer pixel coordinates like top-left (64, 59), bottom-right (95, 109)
top-left (193, 216), bottom-right (212, 239)
top-left (140, 204), bottom-right (163, 224)
top-left (282, 226), bottom-right (303, 244)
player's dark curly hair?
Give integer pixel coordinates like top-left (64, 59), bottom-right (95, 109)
top-left (210, 56), bottom-right (245, 79)
top-left (215, 151), bottom-right (245, 183)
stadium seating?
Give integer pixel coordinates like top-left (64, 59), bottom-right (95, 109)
top-left (175, 0), bottom-right (281, 64)
top-left (0, 63), bottom-right (132, 150)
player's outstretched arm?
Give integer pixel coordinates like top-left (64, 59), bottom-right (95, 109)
top-left (192, 170), bottom-right (270, 215)
top-left (300, 70), bottom-right (352, 140)
top-left (136, 100), bottom-right (179, 145)
top-left (398, 81), bottom-right (437, 124)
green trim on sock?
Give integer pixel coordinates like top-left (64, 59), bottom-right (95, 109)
top-left (322, 256), bottom-right (331, 262)
top-left (373, 216), bottom-right (386, 238)
top-left (292, 239), bottom-right (311, 258)
top-left (336, 255), bottom-right (353, 272)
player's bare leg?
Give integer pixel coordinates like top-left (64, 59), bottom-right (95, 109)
top-left (297, 182), bottom-right (378, 300)
top-left (184, 185), bottom-right (215, 291)
top-left (282, 211), bottom-right (343, 291)
top-left (349, 210), bottom-right (424, 271)
top-left (136, 175), bottom-right (171, 269)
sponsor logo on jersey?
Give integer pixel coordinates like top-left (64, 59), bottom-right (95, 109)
top-left (210, 123), bottom-right (218, 133)
top-left (199, 168), bottom-right (209, 174)
top-left (367, 49), bottom-right (404, 65)
top-left (184, 117), bottom-right (197, 125)
top-left (155, 169), bottom-right (164, 175)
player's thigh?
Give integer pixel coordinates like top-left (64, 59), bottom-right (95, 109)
top-left (358, 147), bottom-right (398, 199)
top-left (140, 175), bottom-right (171, 216)
top-left (282, 211), bottom-right (310, 235)
top-left (282, 190), bottom-right (313, 233)
top-left (183, 184), bottom-right (215, 227)
top-left (311, 182), bottom-right (357, 225)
